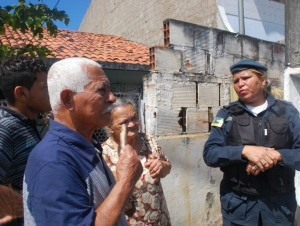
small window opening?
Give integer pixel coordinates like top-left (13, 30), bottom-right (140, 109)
top-left (218, 84), bottom-right (221, 106)
top-left (208, 107), bottom-right (213, 132)
top-left (195, 82), bottom-right (198, 106)
top-left (206, 52), bottom-right (211, 74)
top-left (178, 107), bottom-right (187, 134)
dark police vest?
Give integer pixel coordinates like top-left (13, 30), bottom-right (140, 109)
top-left (221, 100), bottom-right (295, 196)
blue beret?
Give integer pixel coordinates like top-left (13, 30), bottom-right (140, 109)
top-left (230, 60), bottom-right (268, 74)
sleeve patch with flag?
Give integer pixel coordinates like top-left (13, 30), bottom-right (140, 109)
top-left (211, 117), bottom-right (224, 127)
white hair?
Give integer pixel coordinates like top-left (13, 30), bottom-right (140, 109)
top-left (47, 57), bottom-right (101, 114)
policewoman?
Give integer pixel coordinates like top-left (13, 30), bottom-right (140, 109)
top-left (203, 60), bottom-right (300, 226)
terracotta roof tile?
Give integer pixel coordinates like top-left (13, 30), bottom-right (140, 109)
top-left (0, 25), bottom-right (150, 66)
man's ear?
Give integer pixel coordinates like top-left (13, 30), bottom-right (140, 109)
top-left (60, 89), bottom-right (74, 110)
top-left (14, 86), bottom-right (28, 102)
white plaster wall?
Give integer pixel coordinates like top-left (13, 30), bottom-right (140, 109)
top-left (284, 67), bottom-right (300, 108)
top-left (157, 134), bottom-right (223, 225)
top-left (79, 0), bottom-right (219, 46)
top-left (284, 67), bottom-right (300, 226)
top-left (142, 20), bottom-right (286, 226)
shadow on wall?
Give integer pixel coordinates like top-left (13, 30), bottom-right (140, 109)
top-left (295, 206), bottom-right (300, 226)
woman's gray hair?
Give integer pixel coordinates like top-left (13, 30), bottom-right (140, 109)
top-left (111, 97), bottom-right (137, 113)
top-left (47, 57), bottom-right (101, 114)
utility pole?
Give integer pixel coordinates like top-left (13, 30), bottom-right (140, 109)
top-left (285, 0), bottom-right (300, 67)
top-left (238, 0), bottom-right (245, 35)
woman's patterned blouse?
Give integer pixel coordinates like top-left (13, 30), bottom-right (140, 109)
top-left (101, 133), bottom-right (171, 226)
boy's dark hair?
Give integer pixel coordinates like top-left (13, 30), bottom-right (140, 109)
top-left (0, 55), bottom-right (48, 105)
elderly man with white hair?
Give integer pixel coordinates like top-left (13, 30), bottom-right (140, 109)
top-left (23, 57), bottom-right (143, 226)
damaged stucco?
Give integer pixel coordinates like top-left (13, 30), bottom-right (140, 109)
top-left (145, 19), bottom-right (285, 137)
top-left (144, 19), bottom-right (286, 225)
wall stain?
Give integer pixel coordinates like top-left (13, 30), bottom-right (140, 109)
top-left (274, 45), bottom-right (281, 54)
top-left (182, 184), bottom-right (191, 225)
top-left (197, 159), bottom-right (202, 168)
top-left (185, 60), bottom-right (192, 68)
top-left (205, 192), bottom-right (214, 209)
top-left (182, 137), bottom-right (190, 146)
top-left (205, 192), bottom-right (215, 222)
top-left (210, 176), bottom-right (215, 184)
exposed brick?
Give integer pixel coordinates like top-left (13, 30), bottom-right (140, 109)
top-left (143, 21), bottom-right (285, 139)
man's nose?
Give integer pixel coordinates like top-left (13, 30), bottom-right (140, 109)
top-left (108, 91), bottom-right (116, 103)
top-left (127, 121), bottom-right (136, 127)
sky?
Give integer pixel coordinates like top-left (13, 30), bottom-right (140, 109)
top-left (0, 0), bottom-right (91, 30)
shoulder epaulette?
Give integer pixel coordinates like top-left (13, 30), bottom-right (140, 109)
top-left (224, 102), bottom-right (244, 114)
top-left (275, 99), bottom-right (292, 106)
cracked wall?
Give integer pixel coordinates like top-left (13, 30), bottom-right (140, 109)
top-left (144, 19), bottom-right (285, 225)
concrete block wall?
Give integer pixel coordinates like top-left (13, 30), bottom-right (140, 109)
top-left (145, 19), bottom-right (286, 137)
top-left (143, 19), bottom-right (287, 225)
top-left (79, 0), bottom-right (219, 46)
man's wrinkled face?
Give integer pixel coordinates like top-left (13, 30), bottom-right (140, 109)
top-left (72, 66), bottom-right (116, 129)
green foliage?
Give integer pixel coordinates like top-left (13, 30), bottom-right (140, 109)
top-left (0, 44), bottom-right (55, 60)
top-left (0, 0), bottom-right (70, 61)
